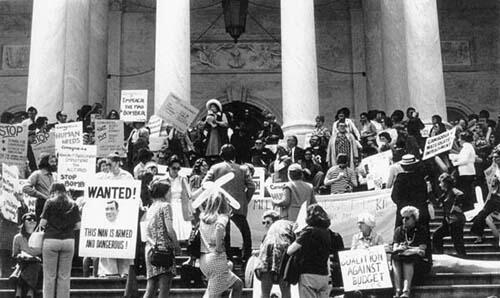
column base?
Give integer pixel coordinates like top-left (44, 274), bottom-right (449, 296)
top-left (282, 122), bottom-right (315, 148)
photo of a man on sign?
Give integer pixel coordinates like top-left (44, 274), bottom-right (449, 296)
top-left (105, 200), bottom-right (119, 223)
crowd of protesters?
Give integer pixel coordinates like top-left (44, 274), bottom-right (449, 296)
top-left (1, 99), bottom-right (500, 298)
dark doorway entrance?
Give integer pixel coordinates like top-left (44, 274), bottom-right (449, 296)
top-left (223, 101), bottom-right (265, 139)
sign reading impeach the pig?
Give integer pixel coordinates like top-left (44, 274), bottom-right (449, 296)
top-left (338, 245), bottom-right (392, 292)
top-left (79, 179), bottom-right (140, 259)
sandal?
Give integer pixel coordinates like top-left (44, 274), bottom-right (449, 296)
top-left (400, 290), bottom-right (410, 298)
top-left (393, 289), bottom-right (402, 298)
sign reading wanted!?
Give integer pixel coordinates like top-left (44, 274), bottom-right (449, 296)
top-left (79, 179), bottom-right (141, 259)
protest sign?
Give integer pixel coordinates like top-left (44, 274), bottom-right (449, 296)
top-left (79, 179), bottom-right (141, 259)
top-left (252, 167), bottom-right (266, 198)
top-left (0, 123), bottom-right (28, 173)
top-left (422, 127), bottom-right (456, 160)
top-left (157, 93), bottom-right (199, 132)
top-left (57, 145), bottom-right (96, 190)
top-left (359, 150), bottom-right (393, 190)
top-left (55, 122), bottom-right (83, 150)
top-left (120, 89), bottom-right (148, 122)
top-left (339, 245), bottom-right (392, 292)
top-left (1, 164), bottom-right (20, 223)
top-left (17, 179), bottom-right (36, 214)
top-left (148, 136), bottom-right (166, 152)
top-left (241, 188), bottom-right (397, 249)
top-left (31, 131), bottom-right (56, 164)
top-left (147, 115), bottom-right (163, 137)
top-left (94, 120), bottom-right (125, 157)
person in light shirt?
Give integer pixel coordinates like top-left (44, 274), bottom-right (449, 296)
top-left (351, 213), bottom-right (384, 250)
top-left (449, 131), bottom-right (477, 212)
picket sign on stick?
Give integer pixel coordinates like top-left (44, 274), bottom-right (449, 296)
top-left (422, 127), bottom-right (456, 160)
top-left (94, 120), bottom-right (125, 157)
top-left (79, 179), bottom-right (141, 259)
top-left (0, 123), bottom-right (28, 174)
top-left (120, 90), bottom-right (148, 122)
top-left (157, 92), bottom-right (199, 133)
top-left (338, 245), bottom-right (392, 292)
top-left (1, 163), bottom-right (20, 223)
top-left (57, 145), bottom-right (96, 190)
top-left (54, 122), bottom-right (83, 150)
top-left (31, 131), bottom-right (55, 164)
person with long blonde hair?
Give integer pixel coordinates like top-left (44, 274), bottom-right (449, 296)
top-left (199, 192), bottom-right (243, 297)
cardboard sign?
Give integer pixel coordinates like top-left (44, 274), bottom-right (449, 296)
top-left (0, 124), bottom-right (28, 173)
top-left (120, 89), bottom-right (148, 122)
top-left (57, 145), bottom-right (96, 190)
top-left (79, 179), bottom-right (140, 259)
top-left (55, 122), bottom-right (83, 150)
top-left (147, 115), bottom-right (163, 137)
top-left (157, 92), bottom-right (199, 132)
top-left (266, 182), bottom-right (286, 203)
top-left (422, 127), bottom-right (456, 160)
top-left (31, 131), bottom-right (56, 164)
top-left (148, 136), bottom-right (166, 152)
top-left (339, 245), bottom-right (392, 292)
top-left (359, 150), bottom-right (393, 190)
top-left (1, 164), bottom-right (20, 223)
top-left (252, 167), bottom-right (266, 198)
top-left (95, 120), bottom-right (125, 157)
top-left (17, 179), bottom-right (36, 214)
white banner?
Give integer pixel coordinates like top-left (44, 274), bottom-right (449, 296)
top-left (95, 120), bottom-right (125, 157)
top-left (1, 164), bottom-right (20, 223)
top-left (57, 145), bottom-right (96, 190)
top-left (55, 122), bottom-right (83, 150)
top-left (243, 188), bottom-right (396, 249)
top-left (422, 127), bottom-right (456, 160)
top-left (339, 245), bottom-right (392, 292)
top-left (79, 179), bottom-right (141, 259)
top-left (359, 151), bottom-right (393, 190)
top-left (120, 89), bottom-right (148, 122)
top-left (31, 131), bottom-right (56, 164)
top-left (0, 124), bottom-right (28, 173)
top-left (157, 92), bottom-right (199, 132)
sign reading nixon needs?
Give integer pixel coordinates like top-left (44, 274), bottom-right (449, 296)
top-left (120, 89), bottom-right (148, 122)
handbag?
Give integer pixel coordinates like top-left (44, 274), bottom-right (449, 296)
top-left (28, 226), bottom-right (44, 249)
top-left (187, 224), bottom-right (201, 258)
top-left (149, 208), bottom-right (174, 267)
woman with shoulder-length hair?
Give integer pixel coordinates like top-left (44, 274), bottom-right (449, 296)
top-left (287, 204), bottom-right (333, 298)
top-left (199, 192), bottom-right (243, 298)
top-left (11, 212), bottom-right (42, 298)
top-left (39, 183), bottom-right (81, 298)
top-left (449, 131), bottom-right (477, 212)
top-left (392, 206), bottom-right (432, 298)
top-left (272, 164), bottom-right (316, 222)
top-left (143, 181), bottom-right (180, 298)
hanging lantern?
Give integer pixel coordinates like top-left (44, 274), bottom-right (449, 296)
top-left (222, 0), bottom-right (248, 43)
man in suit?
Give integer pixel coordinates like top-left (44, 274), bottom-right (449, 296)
top-left (203, 144), bottom-right (256, 263)
top-left (286, 135), bottom-right (305, 164)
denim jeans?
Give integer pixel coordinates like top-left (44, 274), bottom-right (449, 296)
top-left (42, 238), bottom-right (74, 298)
top-left (299, 274), bottom-right (330, 298)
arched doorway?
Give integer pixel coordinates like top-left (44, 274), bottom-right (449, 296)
top-left (223, 101), bottom-right (266, 138)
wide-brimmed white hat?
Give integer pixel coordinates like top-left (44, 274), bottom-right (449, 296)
top-left (400, 154), bottom-right (419, 166)
top-left (206, 98), bottom-right (222, 112)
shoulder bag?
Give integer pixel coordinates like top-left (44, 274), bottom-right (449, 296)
top-left (149, 208), bottom-right (174, 267)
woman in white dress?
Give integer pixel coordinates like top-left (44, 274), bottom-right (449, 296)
top-left (162, 155), bottom-right (194, 241)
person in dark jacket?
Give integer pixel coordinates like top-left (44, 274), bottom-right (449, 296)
top-left (432, 173), bottom-right (466, 256)
top-left (391, 154), bottom-right (430, 230)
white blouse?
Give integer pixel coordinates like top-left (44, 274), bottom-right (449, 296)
top-left (450, 142), bottom-right (476, 176)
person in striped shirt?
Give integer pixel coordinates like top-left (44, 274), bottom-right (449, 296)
top-left (324, 154), bottom-right (358, 194)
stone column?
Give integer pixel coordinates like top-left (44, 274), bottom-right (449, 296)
top-left (349, 0), bottom-right (368, 117)
top-left (26, 0), bottom-right (67, 121)
top-left (380, 0), bottom-right (409, 114)
top-left (27, 0), bottom-right (92, 121)
top-left (280, 0), bottom-right (319, 139)
top-left (404, 0), bottom-right (446, 121)
top-left (106, 1), bottom-right (123, 113)
top-left (154, 0), bottom-right (191, 113)
top-left (88, 0), bottom-right (109, 106)
top-left (362, 0), bottom-right (386, 110)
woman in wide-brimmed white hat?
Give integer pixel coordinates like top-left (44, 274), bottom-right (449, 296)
top-left (204, 99), bottom-right (229, 159)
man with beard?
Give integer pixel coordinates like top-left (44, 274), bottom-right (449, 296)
top-left (23, 153), bottom-right (57, 220)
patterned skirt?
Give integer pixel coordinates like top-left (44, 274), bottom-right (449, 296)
top-left (200, 252), bottom-right (239, 296)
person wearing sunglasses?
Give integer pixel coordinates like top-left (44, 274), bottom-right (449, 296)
top-left (11, 212), bottom-right (42, 298)
top-left (391, 206), bottom-right (432, 298)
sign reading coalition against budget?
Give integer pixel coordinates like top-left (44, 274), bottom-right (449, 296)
top-left (338, 245), bottom-right (392, 292)
top-left (120, 89), bottom-right (148, 122)
top-left (79, 179), bottom-right (141, 259)
top-left (0, 123), bottom-right (28, 173)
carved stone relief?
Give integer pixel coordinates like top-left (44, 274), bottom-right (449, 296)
top-left (1, 45), bottom-right (29, 70)
top-left (191, 42), bottom-right (281, 72)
